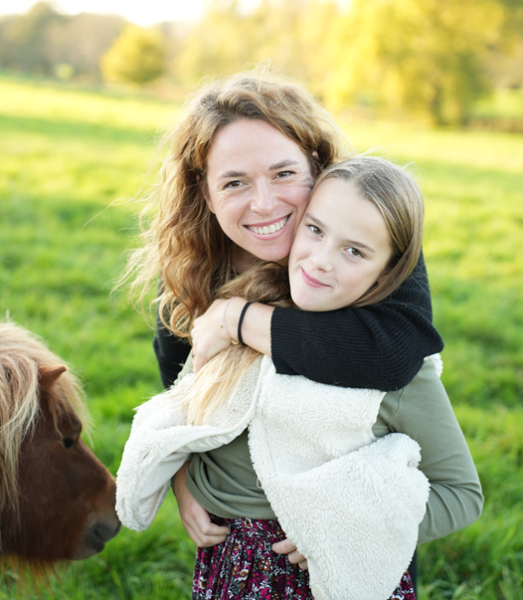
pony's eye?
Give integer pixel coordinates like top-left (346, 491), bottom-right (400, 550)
top-left (62, 436), bottom-right (75, 449)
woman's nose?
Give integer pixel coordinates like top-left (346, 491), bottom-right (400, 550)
top-left (250, 181), bottom-right (278, 215)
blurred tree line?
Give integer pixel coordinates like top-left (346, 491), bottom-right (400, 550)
top-left (1, 0), bottom-right (522, 125)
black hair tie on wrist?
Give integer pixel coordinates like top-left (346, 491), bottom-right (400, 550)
top-left (237, 301), bottom-right (253, 347)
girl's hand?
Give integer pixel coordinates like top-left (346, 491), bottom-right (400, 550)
top-left (191, 298), bottom-right (245, 372)
top-left (272, 538), bottom-right (309, 570)
top-left (172, 463), bottom-right (230, 547)
top-left (192, 298), bottom-right (275, 372)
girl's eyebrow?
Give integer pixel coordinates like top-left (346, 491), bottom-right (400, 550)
top-left (305, 213), bottom-right (376, 253)
top-left (219, 160), bottom-right (300, 179)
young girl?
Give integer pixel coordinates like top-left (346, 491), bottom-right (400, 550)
top-left (116, 156), bottom-right (482, 600)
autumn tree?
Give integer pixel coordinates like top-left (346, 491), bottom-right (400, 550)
top-left (323, 0), bottom-right (519, 125)
top-left (175, 0), bottom-right (336, 86)
top-left (0, 2), bottom-right (64, 74)
top-left (101, 25), bottom-right (166, 86)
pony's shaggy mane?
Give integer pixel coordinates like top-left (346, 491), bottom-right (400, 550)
top-left (0, 321), bottom-right (88, 538)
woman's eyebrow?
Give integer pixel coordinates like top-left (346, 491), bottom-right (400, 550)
top-left (268, 159), bottom-right (300, 170)
top-left (219, 169), bottom-right (246, 178)
top-left (219, 159), bottom-right (300, 179)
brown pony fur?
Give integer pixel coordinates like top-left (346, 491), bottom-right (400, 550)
top-left (0, 321), bottom-right (119, 575)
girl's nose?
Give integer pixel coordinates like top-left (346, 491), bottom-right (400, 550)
top-left (310, 245), bottom-right (333, 272)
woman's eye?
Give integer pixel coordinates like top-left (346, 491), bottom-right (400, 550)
top-left (224, 180), bottom-right (242, 189)
top-left (276, 170), bottom-right (293, 178)
top-left (347, 247), bottom-right (362, 257)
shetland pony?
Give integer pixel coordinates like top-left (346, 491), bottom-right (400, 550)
top-left (0, 321), bottom-right (120, 572)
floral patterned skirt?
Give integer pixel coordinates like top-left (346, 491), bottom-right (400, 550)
top-left (192, 516), bottom-right (416, 600)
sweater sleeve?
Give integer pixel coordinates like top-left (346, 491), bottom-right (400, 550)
top-left (373, 359), bottom-right (484, 544)
top-left (271, 252), bottom-right (443, 391)
top-left (153, 314), bottom-right (191, 389)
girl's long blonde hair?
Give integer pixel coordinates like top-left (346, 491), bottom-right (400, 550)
top-left (123, 67), bottom-right (347, 339)
top-left (182, 262), bottom-right (292, 425)
top-left (183, 156), bottom-right (424, 424)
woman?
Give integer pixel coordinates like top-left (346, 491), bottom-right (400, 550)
top-left (125, 69), bottom-right (474, 588)
top-left (117, 156), bottom-right (483, 599)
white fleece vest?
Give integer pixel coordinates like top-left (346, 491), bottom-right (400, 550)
top-left (117, 355), bottom-right (436, 600)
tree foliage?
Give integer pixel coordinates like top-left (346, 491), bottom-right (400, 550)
top-left (0, 2), bottom-right (64, 74)
top-left (1, 0), bottom-right (522, 123)
top-left (0, 2), bottom-right (126, 78)
top-left (174, 0), bottom-right (522, 125)
top-left (323, 0), bottom-right (514, 124)
top-left (100, 26), bottom-right (166, 86)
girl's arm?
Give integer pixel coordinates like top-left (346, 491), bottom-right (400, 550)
top-left (376, 359), bottom-right (483, 542)
top-left (270, 253), bottom-right (441, 391)
top-left (191, 253), bottom-right (443, 391)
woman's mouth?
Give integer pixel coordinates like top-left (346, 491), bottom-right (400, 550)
top-left (246, 215), bottom-right (290, 236)
top-left (301, 268), bottom-right (330, 288)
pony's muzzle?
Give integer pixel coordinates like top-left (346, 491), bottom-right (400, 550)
top-left (73, 511), bottom-right (121, 560)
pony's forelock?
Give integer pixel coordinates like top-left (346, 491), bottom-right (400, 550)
top-left (0, 321), bottom-right (88, 544)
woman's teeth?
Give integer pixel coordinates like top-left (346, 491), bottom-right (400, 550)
top-left (248, 216), bottom-right (287, 235)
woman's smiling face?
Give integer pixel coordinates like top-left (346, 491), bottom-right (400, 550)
top-left (204, 119), bottom-right (315, 270)
top-left (288, 178), bottom-right (393, 312)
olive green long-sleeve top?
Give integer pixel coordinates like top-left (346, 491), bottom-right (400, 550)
top-left (184, 358), bottom-right (483, 545)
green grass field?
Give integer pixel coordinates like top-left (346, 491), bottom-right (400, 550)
top-left (1, 77), bottom-right (522, 599)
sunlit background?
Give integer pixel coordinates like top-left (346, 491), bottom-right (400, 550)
top-left (1, 0), bottom-right (209, 24)
top-left (1, 0), bottom-right (523, 125)
top-left (0, 2), bottom-right (522, 599)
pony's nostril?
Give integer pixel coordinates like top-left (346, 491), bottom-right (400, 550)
top-left (89, 519), bottom-right (121, 545)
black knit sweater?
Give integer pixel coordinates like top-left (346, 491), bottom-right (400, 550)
top-left (153, 253), bottom-right (443, 392)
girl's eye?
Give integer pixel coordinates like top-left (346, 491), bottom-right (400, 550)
top-left (307, 224), bottom-right (322, 236)
top-left (346, 247), bottom-right (362, 257)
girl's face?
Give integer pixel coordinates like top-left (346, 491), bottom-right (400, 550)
top-left (204, 119), bottom-right (315, 271)
top-left (288, 178), bottom-right (392, 312)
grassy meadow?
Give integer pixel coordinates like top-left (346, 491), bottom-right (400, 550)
top-left (1, 77), bottom-right (522, 599)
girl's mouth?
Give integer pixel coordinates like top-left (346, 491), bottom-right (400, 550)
top-left (301, 268), bottom-right (330, 288)
top-left (246, 215), bottom-right (290, 236)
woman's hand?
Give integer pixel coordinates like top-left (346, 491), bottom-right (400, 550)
top-left (272, 538), bottom-right (308, 570)
top-left (172, 463), bottom-right (230, 547)
top-left (191, 298), bottom-right (244, 372)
